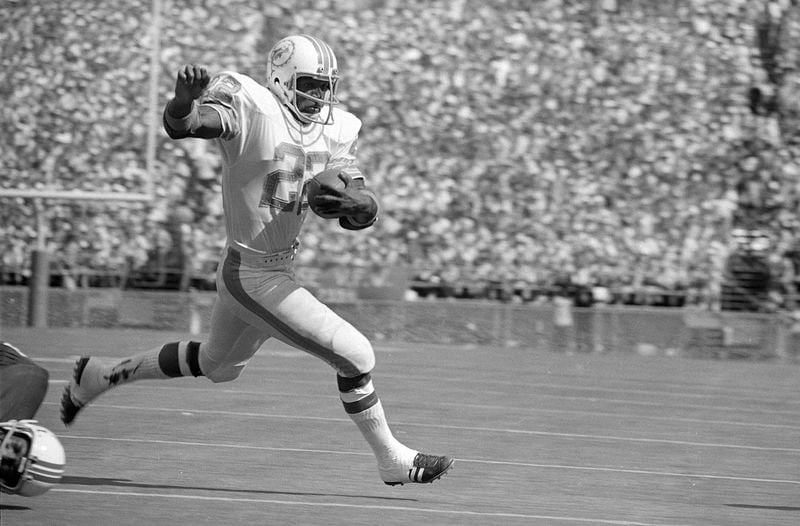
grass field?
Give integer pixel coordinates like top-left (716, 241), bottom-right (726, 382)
top-left (0, 326), bottom-right (798, 526)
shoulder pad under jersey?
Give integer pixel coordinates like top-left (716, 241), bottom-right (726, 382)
top-left (325, 108), bottom-right (362, 143)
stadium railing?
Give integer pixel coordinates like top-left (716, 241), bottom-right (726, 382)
top-left (1, 286), bottom-right (796, 362)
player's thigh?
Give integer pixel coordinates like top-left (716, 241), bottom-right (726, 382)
top-left (200, 297), bottom-right (271, 382)
top-left (269, 280), bottom-right (374, 376)
top-left (224, 273), bottom-right (373, 376)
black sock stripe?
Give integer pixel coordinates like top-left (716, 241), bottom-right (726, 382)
top-left (342, 391), bottom-right (379, 414)
top-left (186, 341), bottom-right (202, 377)
top-left (158, 342), bottom-right (181, 377)
top-left (337, 372), bottom-right (372, 392)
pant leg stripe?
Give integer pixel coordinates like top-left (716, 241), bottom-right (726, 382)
top-left (222, 248), bottom-right (361, 376)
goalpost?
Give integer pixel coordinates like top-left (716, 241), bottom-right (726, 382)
top-left (0, 0), bottom-right (163, 327)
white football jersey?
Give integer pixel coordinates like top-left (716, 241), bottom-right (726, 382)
top-left (199, 72), bottom-right (362, 255)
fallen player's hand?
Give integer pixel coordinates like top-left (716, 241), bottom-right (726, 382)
top-left (174, 65), bottom-right (210, 103)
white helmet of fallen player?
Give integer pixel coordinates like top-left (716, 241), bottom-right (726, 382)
top-left (0, 420), bottom-right (65, 497)
top-left (267, 34), bottom-right (339, 125)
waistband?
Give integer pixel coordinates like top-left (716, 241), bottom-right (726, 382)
top-left (226, 242), bottom-right (298, 268)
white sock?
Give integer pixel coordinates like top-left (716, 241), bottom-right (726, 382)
top-left (99, 341), bottom-right (203, 390)
top-left (340, 379), bottom-right (417, 479)
top-left (106, 348), bottom-right (167, 385)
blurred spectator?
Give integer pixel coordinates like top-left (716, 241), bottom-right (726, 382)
top-left (0, 0), bottom-right (798, 309)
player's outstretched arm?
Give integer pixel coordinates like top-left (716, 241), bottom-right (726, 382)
top-left (163, 65), bottom-right (224, 139)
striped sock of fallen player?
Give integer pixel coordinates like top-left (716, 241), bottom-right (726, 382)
top-left (337, 373), bottom-right (417, 482)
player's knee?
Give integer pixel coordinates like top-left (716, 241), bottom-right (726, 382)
top-left (198, 346), bottom-right (247, 383)
top-left (205, 365), bottom-right (244, 383)
top-left (206, 367), bottom-right (241, 384)
top-left (337, 371), bottom-right (372, 392)
top-left (331, 323), bottom-right (375, 375)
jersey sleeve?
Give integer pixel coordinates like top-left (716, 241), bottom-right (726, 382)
top-left (325, 111), bottom-right (379, 230)
top-left (326, 110), bottom-right (364, 180)
top-left (197, 73), bottom-right (245, 140)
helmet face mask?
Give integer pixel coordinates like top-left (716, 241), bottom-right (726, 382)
top-left (267, 35), bottom-right (340, 125)
top-left (0, 420), bottom-right (65, 497)
top-left (0, 430), bottom-right (30, 491)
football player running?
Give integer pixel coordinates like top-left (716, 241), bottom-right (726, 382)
top-left (60, 34), bottom-right (453, 486)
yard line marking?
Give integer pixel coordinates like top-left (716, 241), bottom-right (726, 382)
top-left (56, 436), bottom-right (800, 486)
top-left (48, 355), bottom-right (799, 402)
top-left (47, 488), bottom-right (687, 525)
top-left (446, 392), bottom-right (800, 416)
top-left (45, 390), bottom-right (800, 429)
top-left (514, 394), bottom-right (800, 416)
top-left (459, 458), bottom-right (800, 485)
top-left (406, 423), bottom-right (800, 453)
top-left (43, 379), bottom-right (800, 418)
top-left (27, 357), bottom-right (76, 364)
top-left (391, 375), bottom-right (800, 405)
top-left (56, 405), bottom-right (800, 452)
top-left (433, 402), bottom-right (800, 430)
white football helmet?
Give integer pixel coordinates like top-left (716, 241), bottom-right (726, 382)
top-left (0, 420), bottom-right (65, 497)
top-left (267, 34), bottom-right (339, 125)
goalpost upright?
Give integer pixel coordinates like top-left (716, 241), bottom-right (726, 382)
top-left (0, 0), bottom-right (163, 327)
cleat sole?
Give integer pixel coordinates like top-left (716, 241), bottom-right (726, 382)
top-left (72, 356), bottom-right (90, 384)
top-left (60, 357), bottom-right (91, 426)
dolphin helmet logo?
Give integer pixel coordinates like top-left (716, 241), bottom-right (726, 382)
top-left (271, 40), bottom-right (295, 68)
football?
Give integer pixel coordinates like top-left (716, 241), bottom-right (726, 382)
top-left (306, 168), bottom-right (346, 218)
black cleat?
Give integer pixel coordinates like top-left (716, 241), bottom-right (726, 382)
top-left (383, 453), bottom-right (455, 486)
top-left (60, 357), bottom-right (92, 426)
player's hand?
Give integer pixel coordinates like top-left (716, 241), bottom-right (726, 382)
top-left (174, 65), bottom-right (210, 103)
top-left (312, 173), bottom-right (375, 218)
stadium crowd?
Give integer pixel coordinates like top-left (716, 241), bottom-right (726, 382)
top-left (1, 0), bottom-right (799, 307)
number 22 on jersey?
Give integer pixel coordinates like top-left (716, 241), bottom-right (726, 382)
top-left (259, 142), bottom-right (330, 214)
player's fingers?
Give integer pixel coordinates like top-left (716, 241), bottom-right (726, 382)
top-left (191, 65), bottom-right (205, 83)
top-left (199, 68), bottom-right (210, 87)
top-left (314, 205), bottom-right (341, 215)
top-left (184, 64), bottom-right (196, 85)
top-left (318, 186), bottom-right (344, 197)
top-left (312, 195), bottom-right (342, 209)
top-left (337, 172), bottom-right (352, 186)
